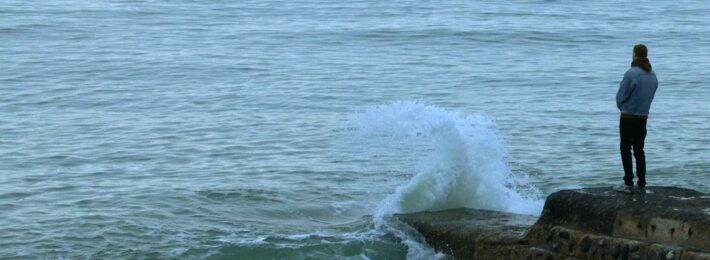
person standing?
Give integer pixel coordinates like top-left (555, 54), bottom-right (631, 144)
top-left (616, 44), bottom-right (658, 189)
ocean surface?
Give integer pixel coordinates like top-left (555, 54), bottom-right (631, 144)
top-left (2, 0), bottom-right (709, 259)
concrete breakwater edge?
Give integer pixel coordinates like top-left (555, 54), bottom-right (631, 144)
top-left (396, 187), bottom-right (710, 259)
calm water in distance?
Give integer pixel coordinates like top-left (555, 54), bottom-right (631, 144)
top-left (1, 0), bottom-right (709, 258)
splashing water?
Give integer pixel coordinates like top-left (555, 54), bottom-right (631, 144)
top-left (350, 101), bottom-right (543, 259)
top-left (352, 101), bottom-right (543, 222)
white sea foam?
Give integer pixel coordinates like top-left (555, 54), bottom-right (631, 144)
top-left (354, 101), bottom-right (543, 218)
top-left (351, 101), bottom-right (543, 258)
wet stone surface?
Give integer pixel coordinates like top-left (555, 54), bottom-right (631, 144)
top-left (396, 186), bottom-right (710, 259)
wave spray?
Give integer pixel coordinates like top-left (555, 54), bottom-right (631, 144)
top-left (351, 101), bottom-right (543, 258)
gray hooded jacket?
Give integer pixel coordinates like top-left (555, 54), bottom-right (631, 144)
top-left (616, 66), bottom-right (658, 116)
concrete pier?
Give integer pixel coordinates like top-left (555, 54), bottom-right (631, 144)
top-left (396, 186), bottom-right (710, 259)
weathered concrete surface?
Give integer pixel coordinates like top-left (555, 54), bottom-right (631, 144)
top-left (527, 225), bottom-right (710, 260)
top-left (396, 186), bottom-right (710, 260)
top-left (531, 187), bottom-right (710, 250)
top-left (395, 208), bottom-right (545, 259)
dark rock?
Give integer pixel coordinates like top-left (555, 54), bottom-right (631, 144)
top-left (545, 231), bottom-right (555, 242)
top-left (630, 244), bottom-right (640, 252)
top-left (622, 244), bottom-right (630, 260)
top-left (613, 244), bottom-right (621, 258)
top-left (580, 236), bottom-right (592, 253)
top-left (559, 230), bottom-right (570, 240)
top-left (647, 250), bottom-right (661, 260)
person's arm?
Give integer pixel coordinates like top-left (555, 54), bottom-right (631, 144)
top-left (616, 73), bottom-right (635, 110)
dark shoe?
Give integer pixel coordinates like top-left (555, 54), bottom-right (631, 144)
top-left (624, 178), bottom-right (634, 187)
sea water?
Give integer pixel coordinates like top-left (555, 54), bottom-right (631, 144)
top-left (1, 0), bottom-right (709, 259)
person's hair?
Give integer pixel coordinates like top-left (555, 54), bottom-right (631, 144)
top-left (633, 44), bottom-right (648, 58)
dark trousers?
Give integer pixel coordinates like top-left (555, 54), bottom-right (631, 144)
top-left (619, 117), bottom-right (647, 187)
